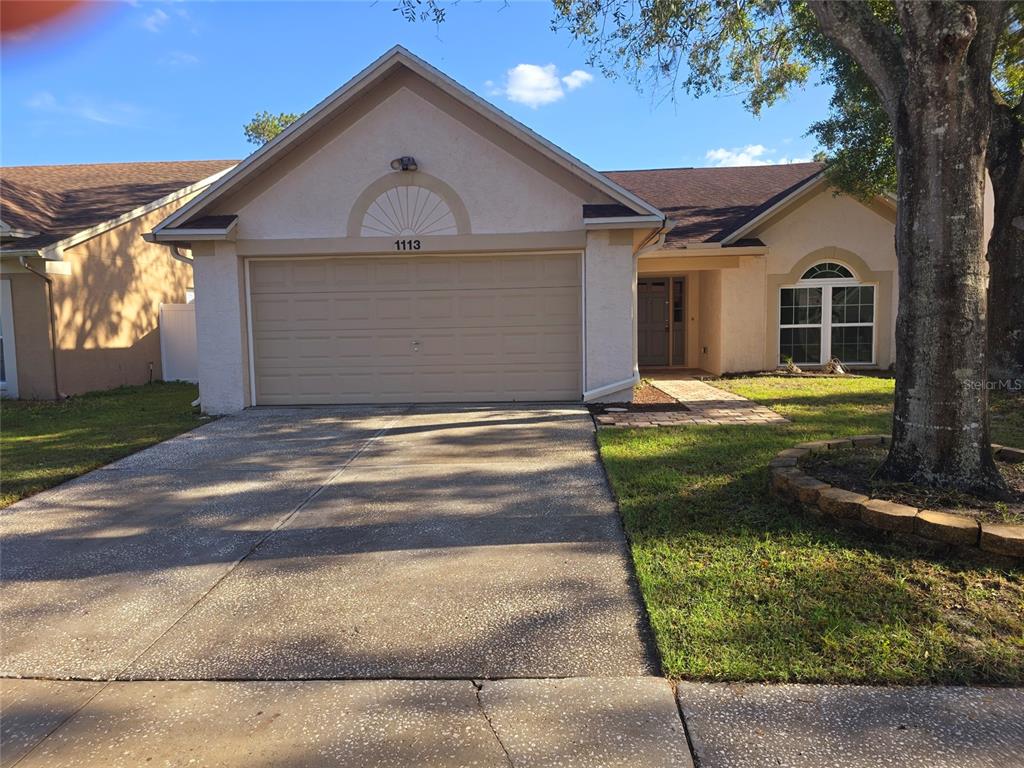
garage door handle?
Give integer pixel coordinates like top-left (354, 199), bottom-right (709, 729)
top-left (412, 340), bottom-right (420, 351)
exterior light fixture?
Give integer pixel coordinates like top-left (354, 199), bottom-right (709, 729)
top-left (390, 156), bottom-right (418, 172)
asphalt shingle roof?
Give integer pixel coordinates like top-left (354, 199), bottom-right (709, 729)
top-left (1, 160), bottom-right (236, 250)
top-left (605, 162), bottom-right (825, 245)
top-left (1, 158), bottom-right (825, 252)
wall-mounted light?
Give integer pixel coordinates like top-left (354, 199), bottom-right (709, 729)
top-left (390, 156), bottom-right (418, 172)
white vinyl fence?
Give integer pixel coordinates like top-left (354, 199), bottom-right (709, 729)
top-left (160, 303), bottom-right (198, 383)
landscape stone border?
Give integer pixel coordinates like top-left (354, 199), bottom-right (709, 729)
top-left (769, 436), bottom-right (1024, 560)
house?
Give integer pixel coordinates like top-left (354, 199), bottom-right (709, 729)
top-left (142, 45), bottom-right (899, 414)
top-left (0, 160), bottom-right (235, 398)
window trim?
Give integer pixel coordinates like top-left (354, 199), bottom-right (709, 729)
top-left (779, 285), bottom-right (824, 366)
top-left (778, 262), bottom-right (877, 367)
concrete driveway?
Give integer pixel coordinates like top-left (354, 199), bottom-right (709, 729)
top-left (1, 406), bottom-right (691, 767)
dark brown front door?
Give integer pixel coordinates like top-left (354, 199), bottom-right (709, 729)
top-left (638, 279), bottom-right (669, 366)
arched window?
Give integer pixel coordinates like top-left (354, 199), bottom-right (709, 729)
top-left (779, 260), bottom-right (875, 366)
top-left (801, 262), bottom-right (853, 280)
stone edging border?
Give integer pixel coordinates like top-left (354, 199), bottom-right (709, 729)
top-left (769, 435), bottom-right (1024, 560)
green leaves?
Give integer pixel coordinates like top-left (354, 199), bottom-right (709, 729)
top-left (243, 110), bottom-right (301, 146)
top-left (551, 0), bottom-right (811, 112)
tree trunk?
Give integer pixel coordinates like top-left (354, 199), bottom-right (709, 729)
top-left (985, 101), bottom-right (1024, 383)
top-left (877, 5), bottom-right (1006, 495)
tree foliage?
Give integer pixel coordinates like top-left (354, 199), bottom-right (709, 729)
top-left (800, 1), bottom-right (1021, 200)
top-left (243, 110), bottom-right (300, 146)
top-left (550, 1), bottom-right (1021, 202)
top-left (551, 0), bottom-right (809, 113)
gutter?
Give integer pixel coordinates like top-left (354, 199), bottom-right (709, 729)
top-left (17, 254), bottom-right (62, 399)
top-left (635, 218), bottom-right (672, 257)
top-left (168, 245), bottom-right (194, 266)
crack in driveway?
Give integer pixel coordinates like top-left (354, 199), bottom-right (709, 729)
top-left (473, 680), bottom-right (516, 768)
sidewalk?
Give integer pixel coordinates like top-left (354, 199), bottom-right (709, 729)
top-left (595, 375), bottom-right (788, 428)
top-left (678, 682), bottom-right (1024, 768)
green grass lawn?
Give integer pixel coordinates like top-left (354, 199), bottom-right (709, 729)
top-left (1, 382), bottom-right (203, 508)
top-left (599, 375), bottom-right (1024, 685)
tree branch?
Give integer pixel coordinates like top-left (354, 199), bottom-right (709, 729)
top-left (806, 1), bottom-right (904, 118)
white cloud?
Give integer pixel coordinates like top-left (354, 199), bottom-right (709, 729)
top-left (491, 63), bottom-right (594, 108)
top-left (561, 69), bottom-right (593, 91)
top-left (165, 50), bottom-right (200, 68)
top-left (27, 91), bottom-right (141, 126)
top-left (705, 144), bottom-right (812, 167)
top-left (142, 8), bottom-right (169, 32)
top-left (505, 64), bottom-right (564, 107)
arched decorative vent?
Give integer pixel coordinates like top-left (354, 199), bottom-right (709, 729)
top-left (801, 262), bottom-right (854, 280)
top-left (360, 185), bottom-right (458, 237)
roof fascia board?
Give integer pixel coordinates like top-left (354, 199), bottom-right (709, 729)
top-left (151, 218), bottom-right (238, 242)
top-left (0, 253), bottom-right (72, 274)
top-left (720, 173), bottom-right (826, 245)
top-left (584, 214), bottom-right (664, 229)
top-left (155, 46), bottom-right (662, 232)
top-left (648, 244), bottom-right (768, 258)
top-left (37, 167), bottom-right (234, 260)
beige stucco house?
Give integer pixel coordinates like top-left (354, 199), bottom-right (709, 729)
top-left (144, 46), bottom-right (900, 414)
top-left (0, 160), bottom-right (234, 398)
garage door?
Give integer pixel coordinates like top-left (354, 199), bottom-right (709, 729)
top-left (247, 253), bottom-right (582, 404)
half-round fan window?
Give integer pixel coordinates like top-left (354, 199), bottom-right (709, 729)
top-left (360, 185), bottom-right (458, 237)
top-left (801, 262), bottom-right (853, 280)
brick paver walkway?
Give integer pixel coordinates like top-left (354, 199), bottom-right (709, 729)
top-left (595, 376), bottom-right (788, 428)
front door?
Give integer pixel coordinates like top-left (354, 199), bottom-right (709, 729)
top-left (637, 278), bottom-right (669, 367)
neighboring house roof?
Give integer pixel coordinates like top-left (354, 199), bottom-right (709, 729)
top-left (153, 45), bottom-right (663, 238)
top-left (1, 160), bottom-right (237, 253)
top-left (605, 162), bottom-right (825, 246)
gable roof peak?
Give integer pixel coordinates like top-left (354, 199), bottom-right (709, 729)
top-left (154, 47), bottom-right (662, 234)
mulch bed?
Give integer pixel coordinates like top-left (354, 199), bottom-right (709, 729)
top-left (801, 445), bottom-right (1024, 525)
top-left (587, 381), bottom-right (690, 414)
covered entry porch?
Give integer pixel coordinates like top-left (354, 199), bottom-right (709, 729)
top-left (636, 246), bottom-right (766, 375)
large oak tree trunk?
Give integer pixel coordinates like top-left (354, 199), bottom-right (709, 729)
top-left (986, 102), bottom-right (1024, 383)
top-left (808, 1), bottom-right (1008, 495)
top-left (881, 84), bottom-right (1004, 493)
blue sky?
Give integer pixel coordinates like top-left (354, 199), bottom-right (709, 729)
top-left (2, 1), bottom-right (831, 170)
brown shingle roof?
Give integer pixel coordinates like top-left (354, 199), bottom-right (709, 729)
top-left (604, 162), bottom-right (824, 245)
top-left (1, 158), bottom-right (823, 251)
top-left (1, 159), bottom-right (236, 251)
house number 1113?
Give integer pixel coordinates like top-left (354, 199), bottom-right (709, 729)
top-left (394, 239), bottom-right (421, 251)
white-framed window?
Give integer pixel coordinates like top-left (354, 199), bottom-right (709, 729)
top-left (0, 279), bottom-right (19, 398)
top-left (779, 261), bottom-right (875, 366)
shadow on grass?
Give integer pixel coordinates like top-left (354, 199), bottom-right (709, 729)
top-left (598, 386), bottom-right (1024, 685)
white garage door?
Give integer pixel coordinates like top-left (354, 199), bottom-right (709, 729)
top-left (247, 253), bottom-right (582, 405)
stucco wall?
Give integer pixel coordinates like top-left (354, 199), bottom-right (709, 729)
top-left (756, 188), bottom-right (898, 370)
top-left (183, 66), bottom-right (641, 412)
top-left (698, 270), bottom-right (722, 375)
top-left (217, 71), bottom-right (611, 241)
top-left (193, 242), bottom-right (249, 414)
top-left (48, 199), bottom-right (194, 395)
top-left (760, 189), bottom-right (896, 277)
top-left (584, 230), bottom-right (637, 400)
top-left (719, 256), bottom-right (768, 373)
